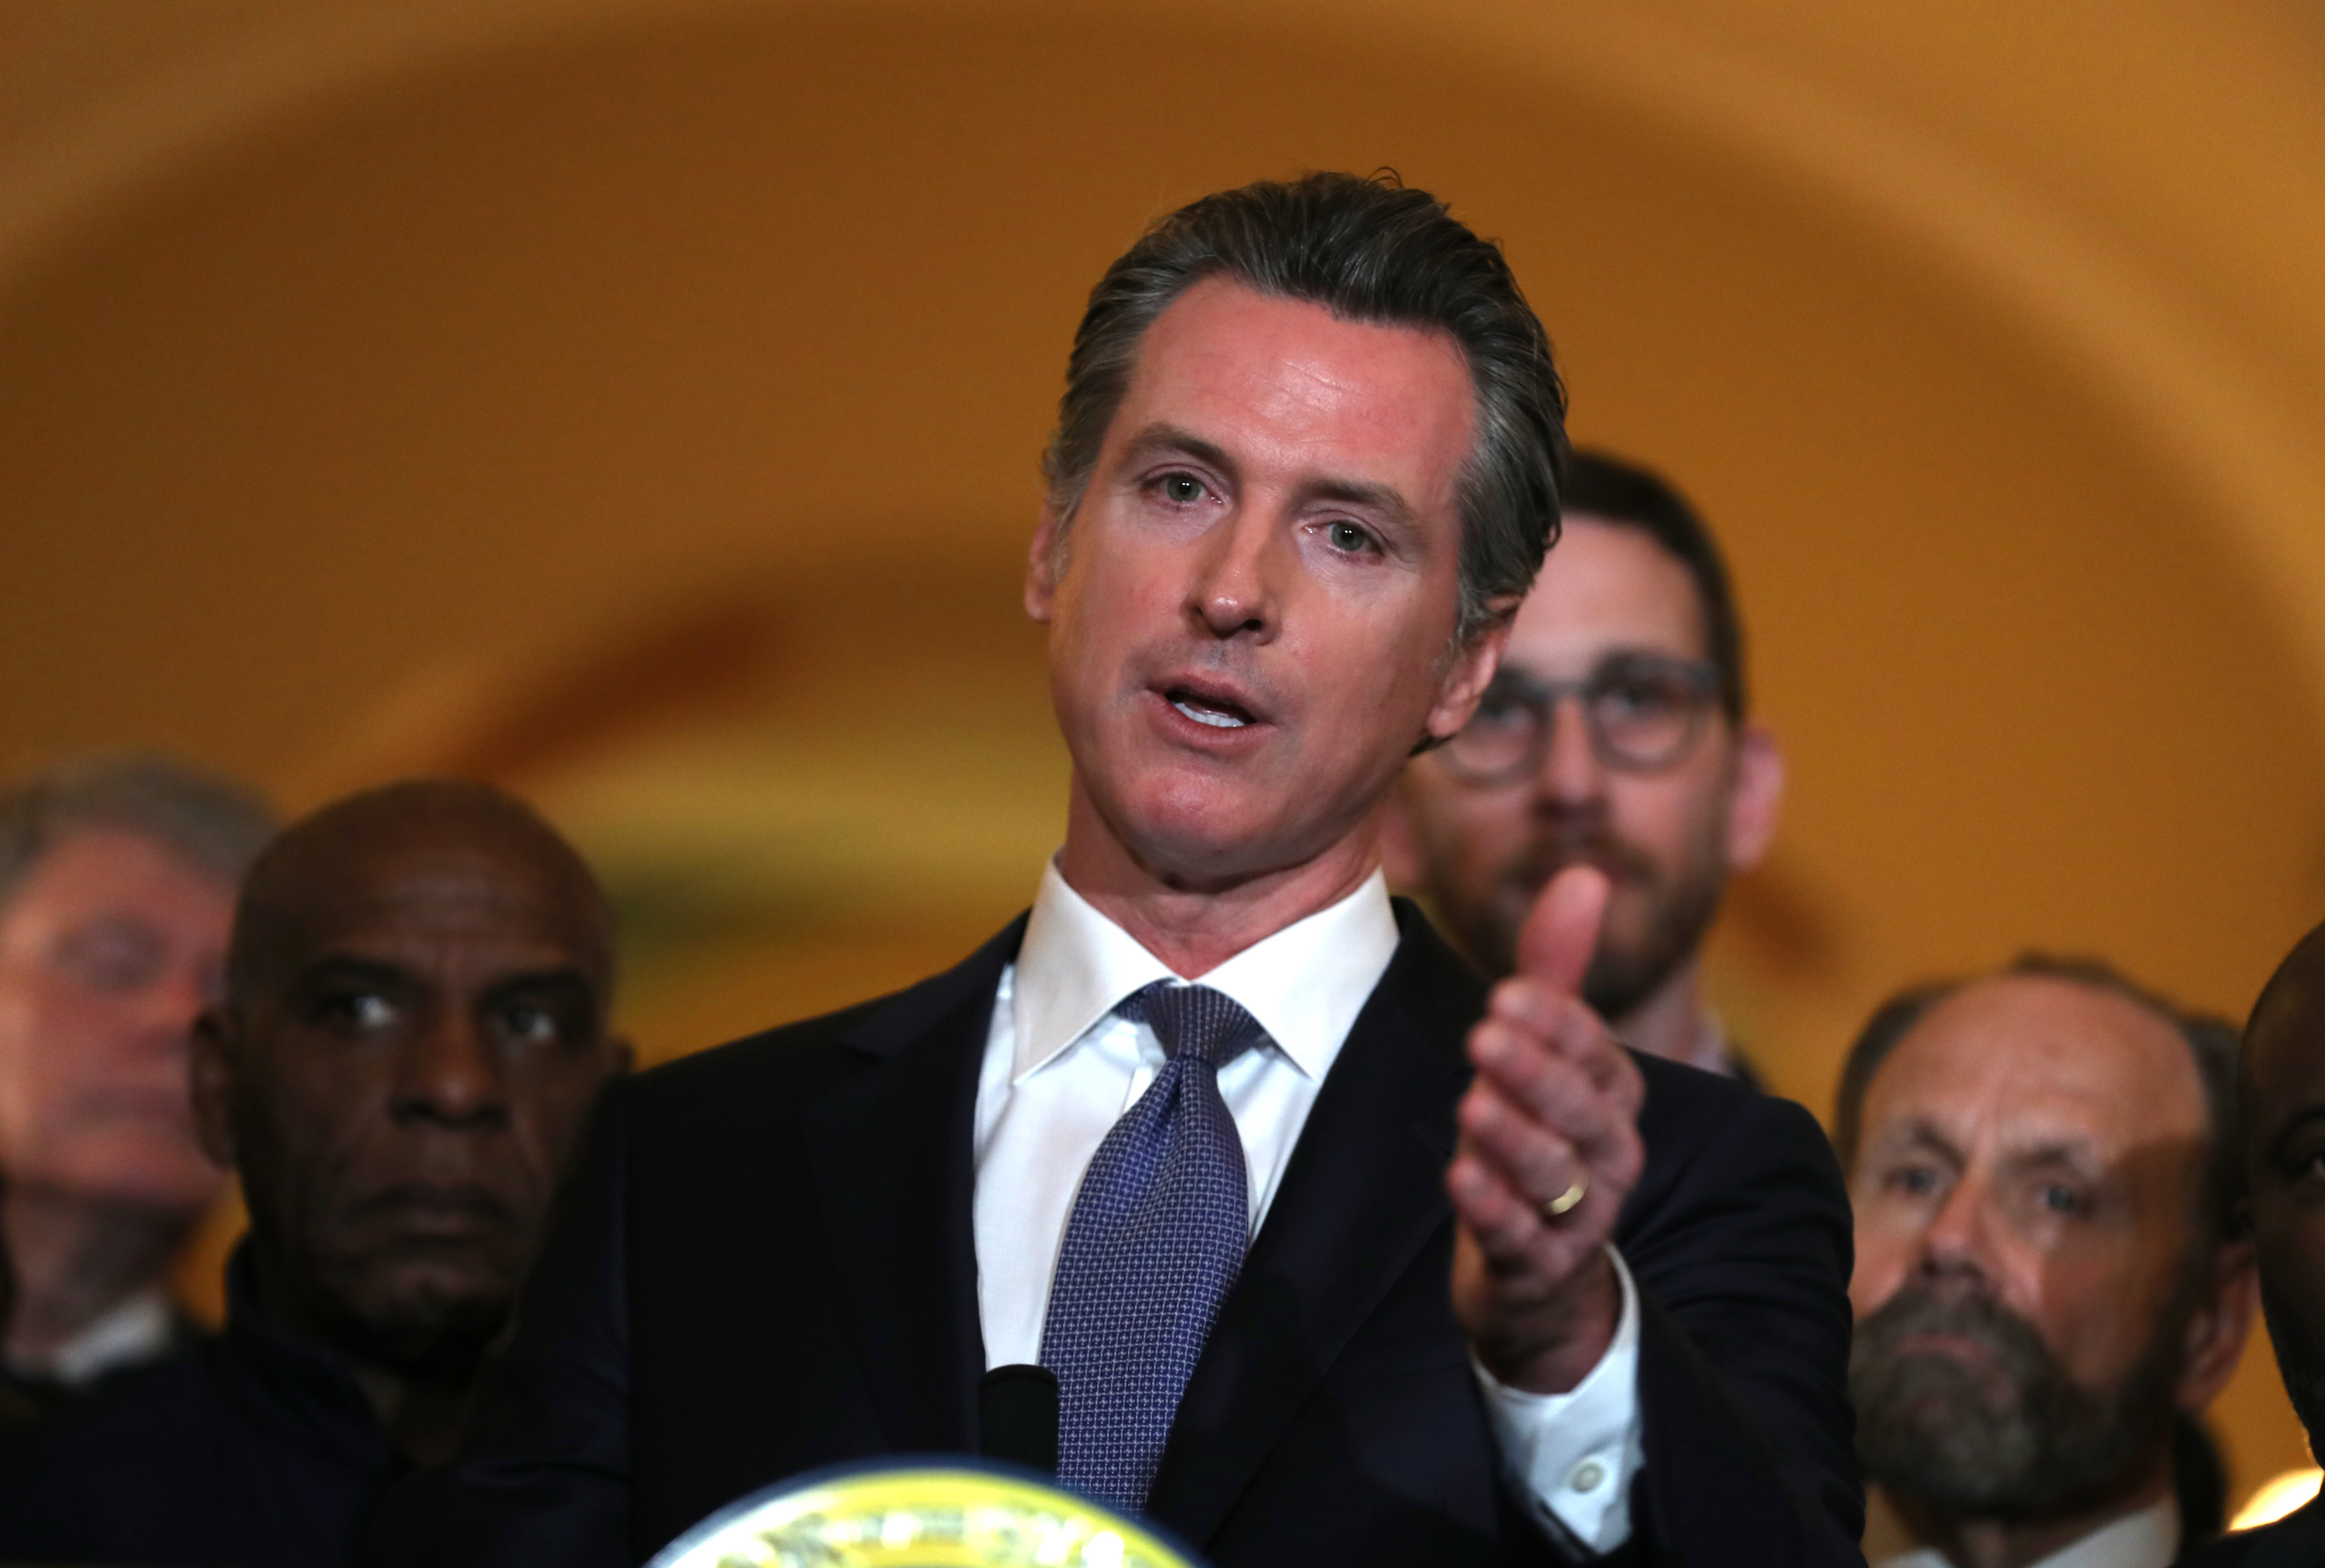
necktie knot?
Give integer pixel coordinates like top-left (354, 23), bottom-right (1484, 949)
top-left (1118, 981), bottom-right (1267, 1070)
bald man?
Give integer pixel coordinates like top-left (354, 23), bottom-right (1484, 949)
top-left (0, 781), bottom-right (630, 1568)
top-left (2190, 922), bottom-right (2325, 1566)
top-left (1837, 959), bottom-right (2255, 1568)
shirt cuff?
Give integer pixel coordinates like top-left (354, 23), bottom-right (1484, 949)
top-left (1470, 1244), bottom-right (1644, 1556)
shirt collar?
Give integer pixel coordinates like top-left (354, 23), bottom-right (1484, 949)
top-left (1011, 858), bottom-right (1401, 1082)
top-left (8, 1288), bottom-right (176, 1385)
top-left (1874, 1494), bottom-right (2178, 1568)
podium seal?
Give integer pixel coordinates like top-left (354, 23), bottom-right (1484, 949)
top-left (646, 1461), bottom-right (1203, 1568)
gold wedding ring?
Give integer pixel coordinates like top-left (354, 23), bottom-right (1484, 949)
top-left (1541, 1174), bottom-right (1588, 1219)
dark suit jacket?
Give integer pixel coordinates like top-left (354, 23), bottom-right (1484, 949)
top-left (368, 903), bottom-right (1861, 1566)
top-left (2186, 1496), bottom-right (2325, 1568)
top-left (0, 1247), bottom-right (397, 1567)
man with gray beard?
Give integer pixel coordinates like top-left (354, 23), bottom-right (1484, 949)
top-left (1836, 958), bottom-right (2257, 1568)
top-left (1387, 452), bottom-right (1782, 1080)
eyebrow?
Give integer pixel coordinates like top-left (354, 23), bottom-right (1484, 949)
top-left (296, 954), bottom-right (413, 989)
top-left (1117, 422), bottom-right (1424, 533)
top-left (1997, 1140), bottom-right (2103, 1175)
top-left (295, 954), bottom-right (598, 999)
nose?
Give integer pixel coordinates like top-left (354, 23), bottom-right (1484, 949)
top-left (1914, 1175), bottom-right (1997, 1291)
top-left (391, 1010), bottom-right (510, 1131)
top-left (1531, 693), bottom-right (1609, 812)
top-left (1186, 504), bottom-right (1278, 641)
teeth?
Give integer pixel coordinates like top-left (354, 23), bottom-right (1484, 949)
top-left (1173, 699), bottom-right (1248, 729)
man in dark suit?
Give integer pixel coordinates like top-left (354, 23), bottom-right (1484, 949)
top-left (2190, 922), bottom-right (2325, 1567)
top-left (369, 172), bottom-right (1860, 1566)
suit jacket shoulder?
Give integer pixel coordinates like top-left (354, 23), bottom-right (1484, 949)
top-left (1614, 1052), bottom-right (1863, 1558)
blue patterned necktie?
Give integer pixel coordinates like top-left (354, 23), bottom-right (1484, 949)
top-left (1039, 981), bottom-right (1268, 1512)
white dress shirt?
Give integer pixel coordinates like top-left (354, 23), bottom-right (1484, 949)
top-left (5, 1288), bottom-right (177, 1387)
top-left (1876, 1495), bottom-right (2178, 1568)
top-left (971, 859), bottom-right (1644, 1549)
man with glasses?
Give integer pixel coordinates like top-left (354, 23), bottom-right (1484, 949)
top-left (1389, 451), bottom-right (1782, 1080)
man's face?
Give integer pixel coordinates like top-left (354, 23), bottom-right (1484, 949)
top-left (1847, 977), bottom-right (2217, 1515)
top-left (1028, 279), bottom-right (1502, 884)
top-left (195, 831), bottom-right (622, 1375)
top-left (0, 829), bottom-right (233, 1215)
top-left (1394, 519), bottom-right (1777, 998)
top-left (2241, 964), bottom-right (2325, 1445)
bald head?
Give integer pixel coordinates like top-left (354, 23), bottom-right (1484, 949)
top-left (228, 779), bottom-right (612, 1009)
top-left (2245, 922), bottom-right (2325, 1097)
top-left (192, 779), bottom-right (625, 1399)
top-left (2239, 921), bottom-right (2325, 1447)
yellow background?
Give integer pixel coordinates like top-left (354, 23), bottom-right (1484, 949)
top-left (3, 0), bottom-right (2321, 1513)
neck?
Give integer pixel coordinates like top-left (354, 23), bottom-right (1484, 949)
top-left (2, 1183), bottom-right (189, 1366)
top-left (1610, 954), bottom-right (1721, 1070)
top-left (245, 1233), bottom-right (483, 1467)
top-left (1881, 1455), bottom-right (2172, 1568)
top-left (1056, 778), bottom-right (1382, 978)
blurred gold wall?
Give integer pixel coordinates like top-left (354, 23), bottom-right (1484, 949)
top-left (5, 0), bottom-right (2324, 1511)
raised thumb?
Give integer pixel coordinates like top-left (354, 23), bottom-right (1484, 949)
top-left (1515, 864), bottom-right (1610, 996)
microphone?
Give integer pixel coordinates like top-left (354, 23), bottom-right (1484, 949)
top-left (979, 1364), bottom-right (1060, 1477)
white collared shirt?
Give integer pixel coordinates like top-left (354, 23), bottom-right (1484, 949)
top-left (1876, 1494), bottom-right (2179, 1568)
top-left (971, 859), bottom-right (1644, 1549)
top-left (6, 1288), bottom-right (176, 1386)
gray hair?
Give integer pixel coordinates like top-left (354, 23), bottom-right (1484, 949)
top-left (1041, 171), bottom-right (1570, 641)
top-left (0, 754), bottom-right (278, 911)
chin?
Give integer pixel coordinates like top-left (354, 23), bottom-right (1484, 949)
top-left (1120, 783), bottom-right (1341, 884)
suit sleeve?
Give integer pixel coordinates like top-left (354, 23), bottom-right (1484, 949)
top-left (364, 1079), bottom-right (636, 1568)
top-left (1621, 1090), bottom-right (1864, 1565)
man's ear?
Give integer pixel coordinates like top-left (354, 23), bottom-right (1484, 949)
top-left (1724, 722), bottom-right (1785, 872)
top-left (607, 1035), bottom-right (637, 1077)
top-left (2177, 1237), bottom-right (2261, 1414)
top-left (1025, 502), bottom-right (1066, 624)
top-left (189, 1005), bottom-right (240, 1170)
top-left (1421, 599), bottom-right (1518, 742)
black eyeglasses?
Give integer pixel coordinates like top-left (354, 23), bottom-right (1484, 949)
top-left (1440, 655), bottom-right (1722, 784)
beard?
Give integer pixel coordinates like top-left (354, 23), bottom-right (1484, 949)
top-left (1850, 1284), bottom-right (2186, 1519)
top-left (2260, 1273), bottom-right (2325, 1450)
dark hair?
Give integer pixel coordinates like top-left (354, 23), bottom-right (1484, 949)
top-left (0, 753), bottom-right (275, 910)
top-left (1834, 955), bottom-right (2244, 1252)
top-left (1041, 170), bottom-right (1569, 641)
top-left (1562, 450), bottom-right (1748, 722)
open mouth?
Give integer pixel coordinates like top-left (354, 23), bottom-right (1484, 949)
top-left (1167, 686), bottom-right (1257, 729)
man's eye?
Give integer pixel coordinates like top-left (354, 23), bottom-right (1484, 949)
top-left (1889, 1166), bottom-right (1941, 1197)
top-left (52, 921), bottom-right (167, 993)
top-left (324, 993), bottom-right (396, 1031)
top-left (1471, 691), bottom-right (1531, 729)
top-left (2034, 1182), bottom-right (2087, 1216)
top-left (1596, 678), bottom-right (1687, 720)
top-left (500, 1005), bottom-right (564, 1045)
top-left (1157, 473), bottom-right (1207, 505)
top-left (1324, 521), bottom-right (1377, 555)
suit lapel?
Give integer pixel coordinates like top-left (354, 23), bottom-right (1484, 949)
top-left (1146, 903), bottom-right (1483, 1545)
top-left (798, 916), bottom-right (1025, 1453)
